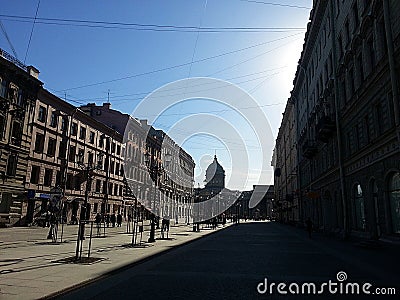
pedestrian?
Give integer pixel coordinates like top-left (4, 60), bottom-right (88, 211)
top-left (212, 217), bottom-right (217, 229)
top-left (117, 213), bottom-right (122, 227)
top-left (95, 213), bottom-right (101, 236)
top-left (111, 212), bottom-right (116, 227)
top-left (70, 214), bottom-right (77, 225)
top-left (127, 213), bottom-right (132, 233)
top-left (105, 213), bottom-right (110, 227)
top-left (306, 217), bottom-right (313, 238)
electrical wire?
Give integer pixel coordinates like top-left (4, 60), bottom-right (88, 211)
top-left (51, 32), bottom-right (303, 93)
top-left (24, 0), bottom-right (40, 64)
top-left (0, 14), bottom-right (306, 32)
top-left (239, 0), bottom-right (311, 9)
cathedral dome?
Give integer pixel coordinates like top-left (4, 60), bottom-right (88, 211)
top-left (205, 155), bottom-right (225, 189)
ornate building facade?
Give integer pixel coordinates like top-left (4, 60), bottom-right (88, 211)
top-left (0, 51), bottom-right (42, 226)
top-left (274, 0), bottom-right (400, 240)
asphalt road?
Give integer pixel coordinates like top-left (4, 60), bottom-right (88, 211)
top-left (57, 222), bottom-right (400, 300)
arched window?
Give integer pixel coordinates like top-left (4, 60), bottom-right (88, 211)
top-left (389, 173), bottom-right (400, 234)
top-left (353, 184), bottom-right (366, 231)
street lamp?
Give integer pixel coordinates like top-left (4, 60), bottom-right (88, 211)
top-left (144, 151), bottom-right (157, 243)
top-left (74, 151), bottom-right (103, 260)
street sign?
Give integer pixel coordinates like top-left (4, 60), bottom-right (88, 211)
top-left (49, 187), bottom-right (62, 213)
top-left (27, 189), bottom-right (35, 199)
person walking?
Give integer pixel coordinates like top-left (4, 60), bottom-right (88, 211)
top-left (105, 213), bottom-right (110, 227)
top-left (110, 212), bottom-right (116, 227)
top-left (117, 213), bottom-right (122, 227)
top-left (95, 213), bottom-right (101, 236)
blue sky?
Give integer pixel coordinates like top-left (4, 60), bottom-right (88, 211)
top-left (0, 0), bottom-right (311, 190)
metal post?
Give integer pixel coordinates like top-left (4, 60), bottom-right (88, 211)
top-left (88, 221), bottom-right (93, 258)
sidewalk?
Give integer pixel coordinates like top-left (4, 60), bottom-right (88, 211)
top-left (0, 222), bottom-right (231, 299)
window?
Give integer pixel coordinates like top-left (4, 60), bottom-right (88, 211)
top-left (119, 185), bottom-right (123, 196)
top-left (74, 175), bottom-right (81, 190)
top-left (69, 145), bottom-right (76, 162)
top-left (364, 115), bottom-right (371, 144)
top-left (99, 136), bottom-right (104, 148)
top-left (357, 53), bottom-right (364, 84)
top-left (97, 154), bottom-right (103, 169)
top-left (30, 165), bottom-right (40, 184)
top-left (43, 169), bottom-right (53, 187)
top-left (6, 153), bottom-right (17, 176)
top-left (367, 36), bottom-right (375, 69)
top-left (71, 122), bottom-right (78, 136)
top-left (115, 162), bottom-right (120, 175)
top-left (10, 121), bottom-right (22, 145)
top-left (47, 138), bottom-right (56, 157)
top-left (344, 20), bottom-right (350, 46)
top-left (348, 68), bottom-right (355, 96)
top-left (338, 35), bottom-right (343, 59)
top-left (117, 145), bottom-right (121, 155)
top-left (61, 117), bottom-right (68, 133)
top-left (389, 173), bottom-right (400, 233)
top-left (78, 149), bottom-right (84, 163)
top-left (17, 89), bottom-right (24, 107)
top-left (353, 2), bottom-right (359, 30)
top-left (0, 78), bottom-right (7, 98)
top-left (341, 78), bottom-right (347, 105)
top-left (79, 127), bottom-right (86, 140)
top-left (112, 142), bottom-right (116, 153)
top-left (108, 183), bottom-right (113, 195)
top-left (50, 111), bottom-right (58, 128)
top-left (114, 184), bottom-right (118, 196)
top-left (89, 131), bottom-right (95, 144)
top-left (58, 141), bottom-right (67, 159)
top-left (38, 106), bottom-right (47, 122)
top-left (66, 173), bottom-right (73, 189)
top-left (0, 114), bottom-right (5, 139)
top-left (88, 152), bottom-right (94, 166)
top-left (96, 179), bottom-right (101, 193)
top-left (102, 180), bottom-right (107, 194)
top-left (375, 103), bottom-right (383, 135)
top-left (56, 171), bottom-right (62, 186)
top-left (110, 161), bottom-right (115, 174)
top-left (336, 0), bottom-right (340, 15)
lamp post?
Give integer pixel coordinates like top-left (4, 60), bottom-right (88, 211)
top-left (74, 151), bottom-right (103, 260)
top-left (144, 151), bottom-right (157, 243)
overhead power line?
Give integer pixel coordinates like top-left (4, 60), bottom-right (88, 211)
top-left (239, 0), bottom-right (311, 9)
top-left (50, 32), bottom-right (302, 92)
top-left (24, 0), bottom-right (41, 64)
top-left (0, 14), bottom-right (305, 32)
top-left (0, 20), bottom-right (18, 58)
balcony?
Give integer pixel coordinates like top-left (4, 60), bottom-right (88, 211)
top-left (302, 140), bottom-right (317, 159)
top-left (316, 115), bottom-right (336, 142)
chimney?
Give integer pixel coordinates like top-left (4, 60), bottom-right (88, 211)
top-left (103, 102), bottom-right (111, 110)
top-left (27, 66), bottom-right (39, 79)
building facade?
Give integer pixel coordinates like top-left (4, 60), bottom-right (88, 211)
top-left (0, 53), bottom-right (195, 227)
top-left (25, 90), bottom-right (128, 225)
top-left (0, 51), bottom-right (42, 226)
top-left (272, 101), bottom-right (298, 224)
top-left (79, 103), bottom-right (195, 224)
top-left (275, 0), bottom-right (400, 239)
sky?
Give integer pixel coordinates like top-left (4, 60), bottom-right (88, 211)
top-left (0, 0), bottom-right (312, 191)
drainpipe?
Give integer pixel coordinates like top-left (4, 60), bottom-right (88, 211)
top-left (383, 0), bottom-right (400, 144)
top-left (329, 0), bottom-right (348, 239)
